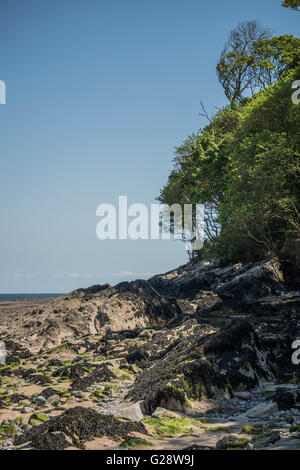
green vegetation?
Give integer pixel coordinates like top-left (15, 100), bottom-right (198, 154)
top-left (0, 424), bottom-right (17, 438)
top-left (29, 413), bottom-right (49, 426)
top-left (289, 373), bottom-right (299, 384)
top-left (282, 0), bottom-right (300, 11)
top-left (290, 424), bottom-right (300, 432)
top-left (141, 417), bottom-right (203, 437)
top-left (158, 17), bottom-right (300, 263)
top-left (120, 438), bottom-right (154, 448)
top-left (205, 426), bottom-right (230, 433)
top-left (241, 422), bottom-right (276, 435)
top-left (42, 342), bottom-right (69, 355)
top-left (112, 368), bottom-right (133, 381)
top-left (217, 436), bottom-right (249, 450)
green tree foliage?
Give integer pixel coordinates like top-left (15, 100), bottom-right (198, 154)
top-left (159, 62), bottom-right (300, 261)
top-left (217, 21), bottom-right (300, 104)
top-left (216, 70), bottom-right (300, 260)
top-left (282, 0), bottom-right (300, 11)
top-left (252, 36), bottom-right (300, 85)
top-left (216, 21), bottom-right (271, 104)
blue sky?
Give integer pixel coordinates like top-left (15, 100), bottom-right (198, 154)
top-left (0, 0), bottom-right (298, 293)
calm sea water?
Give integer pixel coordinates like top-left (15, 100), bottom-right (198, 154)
top-left (0, 293), bottom-right (65, 302)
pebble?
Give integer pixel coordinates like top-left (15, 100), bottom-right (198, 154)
top-left (21, 406), bottom-right (34, 414)
top-left (33, 396), bottom-right (46, 406)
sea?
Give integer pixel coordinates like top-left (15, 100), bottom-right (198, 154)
top-left (0, 293), bottom-right (65, 302)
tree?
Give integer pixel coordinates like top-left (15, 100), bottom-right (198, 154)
top-left (217, 23), bottom-right (300, 105)
top-left (282, 0), bottom-right (300, 11)
top-left (159, 62), bottom-right (300, 261)
top-left (216, 21), bottom-right (271, 104)
top-left (251, 35), bottom-right (300, 86)
top-left (213, 65), bottom-right (300, 261)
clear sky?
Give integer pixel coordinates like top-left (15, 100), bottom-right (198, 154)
top-left (0, 0), bottom-right (298, 293)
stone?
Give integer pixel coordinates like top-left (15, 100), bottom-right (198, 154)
top-left (216, 259), bottom-right (284, 304)
top-left (72, 390), bottom-right (86, 398)
top-left (46, 394), bottom-right (60, 406)
top-left (0, 423), bottom-right (17, 437)
top-left (245, 401), bottom-right (279, 419)
top-left (273, 390), bottom-right (298, 411)
top-left (115, 401), bottom-right (144, 421)
top-left (266, 437), bottom-right (300, 450)
top-left (29, 413), bottom-right (49, 426)
top-left (33, 395), bottom-right (46, 406)
top-left (151, 407), bottom-right (181, 418)
top-left (216, 435), bottom-right (249, 450)
top-left (252, 431), bottom-right (281, 449)
top-left (21, 406), bottom-right (35, 414)
top-left (234, 391), bottom-right (251, 400)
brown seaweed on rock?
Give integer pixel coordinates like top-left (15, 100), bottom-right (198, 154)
top-left (14, 406), bottom-right (146, 450)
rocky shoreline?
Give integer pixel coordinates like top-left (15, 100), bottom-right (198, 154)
top-left (0, 258), bottom-right (300, 450)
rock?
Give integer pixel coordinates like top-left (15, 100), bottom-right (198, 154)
top-left (115, 401), bottom-right (144, 421)
top-left (31, 431), bottom-right (72, 450)
top-left (13, 416), bottom-right (27, 425)
top-left (203, 263), bottom-right (243, 290)
top-left (46, 394), bottom-right (60, 406)
top-left (246, 401), bottom-right (279, 419)
top-left (29, 413), bottom-right (49, 426)
top-left (21, 406), bottom-right (35, 414)
top-left (273, 389), bottom-right (299, 411)
top-left (1, 439), bottom-right (14, 449)
top-left (33, 395), bottom-right (46, 406)
top-left (71, 364), bottom-right (116, 391)
top-left (261, 384), bottom-right (298, 396)
top-left (234, 391), bottom-right (251, 400)
top-left (75, 284), bottom-right (111, 295)
top-left (148, 261), bottom-right (217, 298)
top-left (265, 437), bottom-right (300, 450)
top-left (1, 279), bottom-right (182, 351)
top-left (6, 355), bottom-right (21, 365)
top-left (40, 387), bottom-right (62, 399)
top-left (130, 354), bottom-right (231, 415)
top-left (203, 320), bottom-right (273, 391)
top-left (129, 319), bottom-right (276, 414)
top-left (252, 431), bottom-right (281, 449)
top-left (216, 259), bottom-right (284, 304)
top-left (14, 406), bottom-right (146, 450)
top-left (72, 390), bottom-right (86, 398)
top-left (216, 435), bottom-right (249, 450)
top-left (151, 407), bottom-right (181, 418)
top-left (1, 256), bottom-right (300, 452)
top-left (8, 393), bottom-right (28, 404)
top-left (0, 423), bottom-right (17, 437)
top-left (183, 445), bottom-right (213, 450)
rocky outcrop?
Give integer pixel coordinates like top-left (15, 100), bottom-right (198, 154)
top-left (203, 320), bottom-right (274, 390)
top-left (14, 407), bottom-right (145, 450)
top-left (150, 258), bottom-right (285, 305)
top-left (128, 319), bottom-right (274, 413)
top-left (216, 259), bottom-right (284, 304)
top-left (0, 257), bottom-right (300, 451)
top-left (1, 280), bottom-right (181, 351)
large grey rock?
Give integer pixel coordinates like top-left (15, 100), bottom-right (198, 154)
top-left (46, 394), bottom-right (60, 406)
top-left (246, 401), bottom-right (278, 419)
top-left (216, 259), bottom-right (284, 304)
top-left (21, 406), bottom-right (35, 414)
top-left (115, 401), bottom-right (144, 421)
top-left (234, 391), bottom-right (251, 400)
top-left (252, 431), bottom-right (281, 449)
top-left (33, 395), bottom-right (46, 406)
top-left (265, 437), bottom-right (300, 450)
